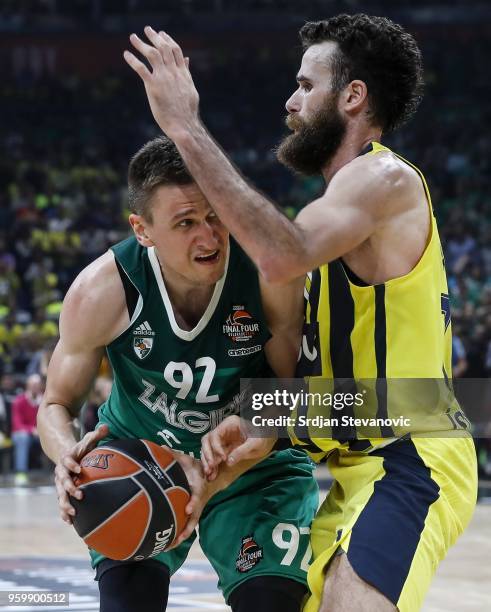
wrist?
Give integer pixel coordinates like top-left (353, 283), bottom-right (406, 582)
top-left (168, 119), bottom-right (206, 148)
top-left (202, 478), bottom-right (223, 505)
top-left (50, 436), bottom-right (78, 464)
top-left (164, 117), bottom-right (203, 147)
top-left (208, 468), bottom-right (236, 496)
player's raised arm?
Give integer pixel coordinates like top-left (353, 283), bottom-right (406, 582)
top-left (37, 252), bottom-right (128, 522)
top-left (123, 28), bottom-right (402, 284)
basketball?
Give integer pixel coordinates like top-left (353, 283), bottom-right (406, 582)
top-left (69, 439), bottom-right (191, 561)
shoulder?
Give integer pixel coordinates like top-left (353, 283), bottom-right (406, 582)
top-left (60, 251), bottom-right (128, 350)
top-left (64, 251), bottom-right (123, 309)
top-left (330, 150), bottom-right (423, 214)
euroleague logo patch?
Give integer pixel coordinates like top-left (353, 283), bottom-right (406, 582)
top-left (235, 535), bottom-right (263, 573)
top-left (223, 306), bottom-right (260, 343)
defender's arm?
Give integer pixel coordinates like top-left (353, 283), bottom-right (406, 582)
top-left (261, 276), bottom-right (305, 378)
top-left (124, 30), bottom-right (396, 283)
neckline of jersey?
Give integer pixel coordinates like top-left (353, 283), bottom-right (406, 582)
top-left (147, 242), bottom-right (230, 341)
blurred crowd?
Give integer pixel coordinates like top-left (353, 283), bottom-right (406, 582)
top-left (0, 10), bottom-right (490, 481)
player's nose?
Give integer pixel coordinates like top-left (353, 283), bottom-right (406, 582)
top-left (286, 90), bottom-right (301, 113)
top-left (196, 220), bottom-right (221, 250)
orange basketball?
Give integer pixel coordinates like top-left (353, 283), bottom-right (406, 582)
top-left (70, 439), bottom-right (191, 561)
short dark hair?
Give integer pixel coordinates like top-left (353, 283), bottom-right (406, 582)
top-left (128, 136), bottom-right (193, 221)
top-left (299, 14), bottom-right (424, 132)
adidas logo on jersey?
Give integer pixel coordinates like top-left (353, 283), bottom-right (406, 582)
top-left (133, 321), bottom-right (156, 336)
top-left (133, 321), bottom-right (155, 359)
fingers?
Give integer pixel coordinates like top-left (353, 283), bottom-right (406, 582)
top-left (200, 433), bottom-right (225, 478)
top-left (171, 516), bottom-right (197, 549)
top-left (95, 423), bottom-right (110, 439)
top-left (123, 50), bottom-right (151, 81)
top-left (166, 498), bottom-right (200, 550)
top-left (55, 479), bottom-right (73, 525)
top-left (77, 424), bottom-right (109, 459)
top-left (125, 27), bottom-right (188, 84)
top-left (206, 466), bottom-right (219, 482)
top-left (129, 27), bottom-right (185, 70)
top-left (171, 501), bottom-right (200, 548)
top-left (129, 32), bottom-right (163, 71)
top-left (168, 448), bottom-right (195, 473)
top-left (56, 461), bottom-right (82, 500)
top-left (158, 31), bottom-right (186, 68)
top-left (227, 437), bottom-right (273, 466)
top-left (62, 453), bottom-right (81, 475)
top-left (87, 423), bottom-right (110, 446)
top-left (55, 425), bottom-right (108, 523)
top-left (200, 415), bottom-right (247, 477)
top-left (54, 463), bottom-right (80, 524)
top-left (144, 26), bottom-right (175, 66)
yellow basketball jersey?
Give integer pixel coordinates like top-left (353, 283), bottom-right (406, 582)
top-left (290, 142), bottom-right (468, 461)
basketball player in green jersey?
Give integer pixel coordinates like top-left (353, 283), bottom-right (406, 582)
top-left (124, 14), bottom-right (478, 612)
top-left (37, 136), bottom-right (318, 612)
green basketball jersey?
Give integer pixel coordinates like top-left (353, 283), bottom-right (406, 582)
top-left (98, 236), bottom-right (271, 455)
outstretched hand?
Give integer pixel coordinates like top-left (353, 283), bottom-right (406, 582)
top-left (168, 428), bottom-right (276, 548)
top-left (200, 415), bottom-right (277, 481)
top-left (124, 26), bottom-right (200, 139)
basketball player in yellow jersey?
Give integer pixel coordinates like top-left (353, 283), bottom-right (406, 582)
top-left (124, 14), bottom-right (478, 611)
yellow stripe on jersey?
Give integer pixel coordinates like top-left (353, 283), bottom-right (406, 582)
top-left (290, 142), bottom-right (464, 459)
top-left (304, 271), bottom-right (313, 324)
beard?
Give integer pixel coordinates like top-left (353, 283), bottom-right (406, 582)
top-left (276, 93), bottom-right (347, 176)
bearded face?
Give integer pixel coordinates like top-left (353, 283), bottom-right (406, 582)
top-left (276, 92), bottom-right (347, 176)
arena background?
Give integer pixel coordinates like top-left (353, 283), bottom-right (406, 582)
top-left (0, 1), bottom-right (490, 610)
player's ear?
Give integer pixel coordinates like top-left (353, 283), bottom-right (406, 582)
top-left (129, 213), bottom-right (154, 247)
top-left (343, 79), bottom-right (368, 115)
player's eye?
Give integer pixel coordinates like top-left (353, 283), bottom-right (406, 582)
top-left (177, 219), bottom-right (193, 228)
top-left (302, 83), bottom-right (312, 92)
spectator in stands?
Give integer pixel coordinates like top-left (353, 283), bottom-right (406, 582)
top-left (0, 254), bottom-right (20, 319)
top-left (26, 336), bottom-right (57, 378)
top-left (11, 373), bottom-right (44, 485)
top-left (0, 373), bottom-right (18, 436)
top-left (452, 334), bottom-right (468, 377)
top-left (0, 373), bottom-right (19, 475)
top-left (0, 7), bottom-right (490, 403)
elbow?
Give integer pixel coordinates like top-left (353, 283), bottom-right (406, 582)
top-left (258, 253), bottom-right (303, 285)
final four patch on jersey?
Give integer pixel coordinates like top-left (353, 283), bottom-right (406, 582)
top-left (235, 535), bottom-right (263, 573)
top-left (133, 320), bottom-right (155, 360)
top-left (222, 305), bottom-right (260, 343)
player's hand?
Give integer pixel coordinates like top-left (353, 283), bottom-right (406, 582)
top-left (54, 424), bottom-right (110, 525)
top-left (200, 415), bottom-right (277, 481)
top-left (124, 26), bottom-right (199, 139)
top-left (166, 451), bottom-right (214, 549)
